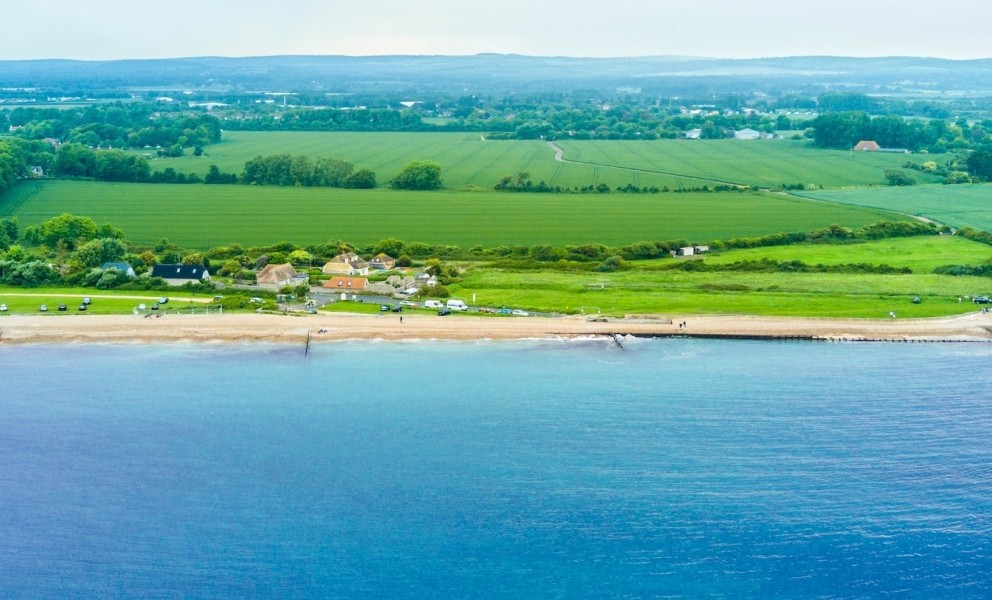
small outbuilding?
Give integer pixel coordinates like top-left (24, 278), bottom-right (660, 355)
top-left (684, 128), bottom-right (702, 140)
top-left (734, 128), bottom-right (761, 140)
top-left (854, 141), bottom-right (880, 152)
top-left (102, 262), bottom-right (136, 278)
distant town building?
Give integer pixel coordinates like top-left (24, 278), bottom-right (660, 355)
top-left (28, 166), bottom-right (44, 177)
top-left (684, 129), bottom-right (702, 140)
top-left (734, 128), bottom-right (761, 140)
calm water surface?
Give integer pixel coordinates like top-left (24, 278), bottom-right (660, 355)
top-left (1, 339), bottom-right (990, 598)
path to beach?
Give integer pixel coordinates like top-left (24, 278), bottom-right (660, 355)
top-left (2, 311), bottom-right (991, 344)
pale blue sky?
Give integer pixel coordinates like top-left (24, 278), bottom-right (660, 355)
top-left (4, 0), bottom-right (991, 60)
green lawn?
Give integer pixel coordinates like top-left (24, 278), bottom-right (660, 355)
top-left (797, 184), bottom-right (992, 231)
top-left (454, 268), bottom-right (991, 319)
top-left (702, 235), bottom-right (992, 273)
top-left (0, 180), bottom-right (903, 249)
top-left (149, 131), bottom-right (943, 190)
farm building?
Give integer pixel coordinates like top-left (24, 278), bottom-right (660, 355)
top-left (322, 277), bottom-right (368, 291)
top-left (102, 262), bottom-right (136, 278)
top-left (151, 264), bottom-right (211, 286)
top-left (734, 129), bottom-right (761, 140)
top-left (322, 252), bottom-right (369, 276)
top-left (854, 141), bottom-right (881, 152)
top-left (683, 129), bottom-right (702, 139)
top-left (369, 253), bottom-right (396, 270)
top-left (256, 263), bottom-right (307, 290)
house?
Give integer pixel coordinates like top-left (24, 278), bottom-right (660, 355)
top-left (322, 252), bottom-right (369, 276)
top-left (28, 166), bottom-right (44, 177)
top-left (734, 128), bottom-right (761, 140)
top-left (854, 141), bottom-right (880, 152)
top-left (102, 262), bottom-right (136, 278)
top-left (322, 276), bottom-right (368, 291)
top-left (369, 253), bottom-right (396, 270)
top-left (151, 264), bottom-right (211, 286)
top-left (684, 128), bottom-right (702, 139)
top-left (256, 263), bottom-right (304, 290)
top-left (386, 275), bottom-right (416, 290)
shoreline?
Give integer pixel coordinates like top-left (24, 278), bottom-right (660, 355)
top-left (1, 311), bottom-right (991, 345)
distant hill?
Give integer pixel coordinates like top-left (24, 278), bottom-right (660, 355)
top-left (1, 55), bottom-right (991, 95)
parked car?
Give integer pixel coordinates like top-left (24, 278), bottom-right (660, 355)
top-left (249, 297), bottom-right (265, 304)
top-left (512, 309), bottom-right (530, 316)
top-left (399, 301), bottom-right (417, 307)
top-left (82, 297), bottom-right (92, 305)
top-left (58, 304), bottom-right (68, 312)
top-left (391, 305), bottom-right (403, 313)
top-left (0, 304), bottom-right (7, 312)
top-left (437, 308), bottom-right (452, 316)
top-left (78, 304), bottom-right (87, 311)
top-left (446, 299), bottom-right (468, 311)
top-left (973, 296), bottom-right (991, 304)
top-left (497, 308), bottom-right (513, 315)
top-left (424, 300), bottom-right (444, 309)
top-left (912, 297), bottom-right (921, 304)
top-left (480, 307), bottom-right (496, 314)
top-left (151, 303), bottom-right (160, 310)
top-left (39, 304), bottom-right (48, 312)
top-left (138, 303), bottom-right (147, 311)
top-left (159, 297), bottom-right (169, 304)
top-left (380, 305), bottom-right (391, 312)
top-left (213, 295), bottom-right (225, 301)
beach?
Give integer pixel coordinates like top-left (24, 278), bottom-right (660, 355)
top-left (1, 310), bottom-right (991, 344)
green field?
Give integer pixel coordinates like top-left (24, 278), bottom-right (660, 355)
top-left (798, 185), bottom-right (992, 231)
top-left (703, 235), bottom-right (992, 273)
top-left (0, 287), bottom-right (215, 315)
top-left (454, 268), bottom-right (990, 319)
top-left (152, 132), bottom-right (943, 190)
top-left (0, 180), bottom-right (904, 249)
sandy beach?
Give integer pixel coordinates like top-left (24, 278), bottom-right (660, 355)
top-left (1, 310), bottom-right (991, 344)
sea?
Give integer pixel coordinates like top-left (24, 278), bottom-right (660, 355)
top-left (1, 339), bottom-right (990, 599)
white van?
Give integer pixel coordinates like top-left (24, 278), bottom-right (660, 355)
top-left (446, 299), bottom-right (468, 311)
top-left (424, 300), bottom-right (444, 309)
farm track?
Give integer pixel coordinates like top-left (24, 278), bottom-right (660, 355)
top-left (547, 142), bottom-right (740, 186)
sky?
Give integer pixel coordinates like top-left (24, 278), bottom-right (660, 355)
top-left (3, 0), bottom-right (991, 61)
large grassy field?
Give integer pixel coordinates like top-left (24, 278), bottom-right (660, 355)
top-left (454, 268), bottom-right (991, 319)
top-left (555, 138), bottom-right (948, 189)
top-left (703, 235), bottom-right (992, 273)
top-left (798, 185), bottom-right (992, 231)
top-left (0, 180), bottom-right (904, 249)
top-left (153, 132), bottom-right (944, 190)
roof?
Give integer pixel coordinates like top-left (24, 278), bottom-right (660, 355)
top-left (102, 262), bottom-right (132, 271)
top-left (328, 252), bottom-right (368, 267)
top-left (371, 253), bottom-right (395, 263)
top-left (854, 140), bottom-right (880, 151)
top-left (151, 264), bottom-right (208, 280)
top-left (256, 263), bottom-right (298, 284)
top-left (322, 276), bottom-right (368, 290)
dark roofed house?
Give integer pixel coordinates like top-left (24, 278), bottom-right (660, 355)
top-left (151, 264), bottom-right (211, 286)
top-left (102, 262), bottom-right (136, 278)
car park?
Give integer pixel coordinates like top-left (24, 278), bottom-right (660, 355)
top-left (437, 308), bottom-right (451, 316)
top-left (58, 304), bottom-right (68, 312)
top-left (0, 304), bottom-right (7, 312)
top-left (39, 304), bottom-right (48, 312)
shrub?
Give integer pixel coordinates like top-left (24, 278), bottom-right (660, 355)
top-left (596, 256), bottom-right (626, 272)
top-left (884, 169), bottom-right (916, 186)
top-left (391, 161), bottom-right (442, 190)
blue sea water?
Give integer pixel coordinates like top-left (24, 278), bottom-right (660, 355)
top-left (1, 339), bottom-right (991, 598)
